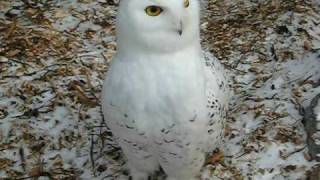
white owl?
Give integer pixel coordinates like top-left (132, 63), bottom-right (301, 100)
top-left (102, 0), bottom-right (229, 179)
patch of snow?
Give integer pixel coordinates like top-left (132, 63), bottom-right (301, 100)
top-left (53, 15), bottom-right (81, 31)
top-left (1, 0), bottom-right (319, 179)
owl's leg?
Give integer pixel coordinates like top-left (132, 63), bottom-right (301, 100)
top-left (129, 169), bottom-right (149, 180)
top-left (159, 149), bottom-right (204, 180)
top-left (166, 178), bottom-right (198, 180)
top-left (120, 143), bottom-right (159, 180)
top-left (126, 155), bottom-right (158, 180)
top-left (166, 176), bottom-right (199, 180)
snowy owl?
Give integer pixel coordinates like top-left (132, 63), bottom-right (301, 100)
top-left (102, 0), bottom-right (229, 179)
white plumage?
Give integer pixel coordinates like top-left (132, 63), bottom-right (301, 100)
top-left (102, 0), bottom-right (229, 179)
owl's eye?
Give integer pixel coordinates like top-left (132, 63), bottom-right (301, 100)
top-left (145, 6), bottom-right (163, 16)
top-left (184, 0), bottom-right (189, 8)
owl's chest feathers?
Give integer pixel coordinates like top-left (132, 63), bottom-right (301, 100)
top-left (120, 50), bottom-right (204, 95)
top-left (107, 47), bottom-right (207, 120)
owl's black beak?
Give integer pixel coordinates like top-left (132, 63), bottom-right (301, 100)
top-left (178, 21), bottom-right (183, 36)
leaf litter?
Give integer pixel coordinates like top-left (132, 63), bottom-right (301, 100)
top-left (0, 0), bottom-right (319, 179)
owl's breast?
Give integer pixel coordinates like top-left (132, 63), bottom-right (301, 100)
top-left (103, 52), bottom-right (209, 138)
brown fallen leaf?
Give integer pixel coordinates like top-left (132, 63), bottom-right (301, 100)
top-left (206, 150), bottom-right (224, 165)
top-left (303, 152), bottom-right (312, 161)
top-left (306, 165), bottom-right (320, 180)
top-left (69, 81), bottom-right (98, 107)
top-left (28, 165), bottom-right (43, 177)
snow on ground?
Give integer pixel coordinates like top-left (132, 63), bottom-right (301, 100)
top-left (0, 0), bottom-right (319, 179)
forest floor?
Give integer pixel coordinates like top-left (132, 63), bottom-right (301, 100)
top-left (0, 0), bottom-right (320, 179)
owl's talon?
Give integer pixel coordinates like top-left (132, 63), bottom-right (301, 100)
top-left (129, 174), bottom-right (149, 180)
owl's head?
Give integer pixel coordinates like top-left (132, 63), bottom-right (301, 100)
top-left (116, 0), bottom-right (200, 53)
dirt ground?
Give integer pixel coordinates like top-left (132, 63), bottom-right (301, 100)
top-left (0, 0), bottom-right (319, 179)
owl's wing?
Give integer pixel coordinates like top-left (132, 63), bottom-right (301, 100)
top-left (202, 51), bottom-right (230, 104)
top-left (101, 63), bottom-right (156, 163)
top-left (202, 51), bottom-right (230, 151)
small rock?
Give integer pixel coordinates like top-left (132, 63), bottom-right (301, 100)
top-left (304, 94), bottom-right (320, 161)
top-left (0, 56), bottom-right (8, 63)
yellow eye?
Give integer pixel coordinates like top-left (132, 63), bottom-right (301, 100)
top-left (184, 0), bottom-right (189, 8)
top-left (145, 6), bottom-right (163, 16)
